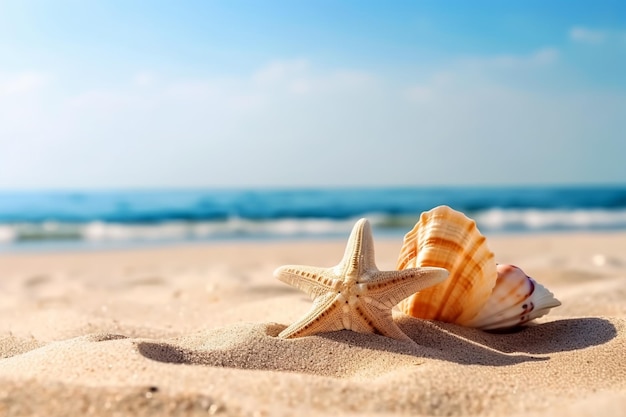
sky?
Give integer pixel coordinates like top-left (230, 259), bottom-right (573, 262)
top-left (0, 0), bottom-right (624, 189)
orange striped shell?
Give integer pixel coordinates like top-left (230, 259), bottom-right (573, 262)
top-left (396, 205), bottom-right (561, 330)
top-left (397, 205), bottom-right (497, 326)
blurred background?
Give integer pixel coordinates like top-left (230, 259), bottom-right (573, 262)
top-left (0, 0), bottom-right (624, 250)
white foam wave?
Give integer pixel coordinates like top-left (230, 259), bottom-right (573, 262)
top-left (0, 225), bottom-right (16, 243)
top-left (82, 218), bottom-right (360, 242)
top-left (475, 208), bottom-right (626, 231)
top-left (2, 209), bottom-right (626, 247)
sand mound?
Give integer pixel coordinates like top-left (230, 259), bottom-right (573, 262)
top-left (1, 235), bottom-right (626, 416)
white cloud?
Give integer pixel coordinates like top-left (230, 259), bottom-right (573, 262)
top-left (0, 72), bottom-right (58, 148)
top-left (529, 48), bottom-right (560, 65)
top-left (69, 90), bottom-right (146, 110)
top-left (288, 79), bottom-right (312, 94)
top-left (492, 47), bottom-right (558, 67)
top-left (134, 71), bottom-right (157, 87)
top-left (227, 93), bottom-right (264, 110)
top-left (460, 47), bottom-right (559, 70)
top-left (253, 59), bottom-right (309, 85)
top-left (405, 71), bottom-right (455, 103)
top-left (166, 80), bottom-right (219, 99)
top-left (251, 60), bottom-right (374, 96)
top-left (405, 85), bottom-right (432, 102)
top-left (570, 27), bottom-right (607, 44)
top-left (0, 55), bottom-right (624, 188)
top-left (405, 48), bottom-right (558, 105)
top-left (569, 26), bottom-right (626, 46)
top-left (0, 72), bottom-right (48, 96)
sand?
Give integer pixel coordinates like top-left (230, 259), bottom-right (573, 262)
top-left (1, 232), bottom-right (625, 416)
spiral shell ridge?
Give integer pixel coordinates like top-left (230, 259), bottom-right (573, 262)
top-left (397, 205), bottom-right (561, 330)
top-left (397, 205), bottom-right (497, 326)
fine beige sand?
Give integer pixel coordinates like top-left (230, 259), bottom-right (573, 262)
top-left (1, 232), bottom-right (626, 416)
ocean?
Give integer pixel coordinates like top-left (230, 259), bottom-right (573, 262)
top-left (1, 186), bottom-right (625, 251)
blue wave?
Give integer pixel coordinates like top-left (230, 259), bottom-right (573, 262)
top-left (1, 186), bottom-right (625, 247)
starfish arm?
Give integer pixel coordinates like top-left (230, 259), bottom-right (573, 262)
top-left (361, 267), bottom-right (449, 308)
top-left (338, 218), bottom-right (378, 276)
top-left (349, 301), bottom-right (414, 342)
top-left (274, 265), bottom-right (339, 299)
top-left (278, 292), bottom-right (344, 338)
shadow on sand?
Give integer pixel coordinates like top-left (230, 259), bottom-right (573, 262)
top-left (395, 316), bottom-right (617, 356)
top-left (136, 315), bottom-right (617, 376)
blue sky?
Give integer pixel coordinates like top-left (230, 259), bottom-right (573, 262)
top-left (0, 0), bottom-right (624, 188)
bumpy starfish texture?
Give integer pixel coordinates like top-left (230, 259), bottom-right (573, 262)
top-left (274, 218), bottom-right (449, 342)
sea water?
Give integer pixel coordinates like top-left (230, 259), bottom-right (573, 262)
top-left (1, 186), bottom-right (625, 251)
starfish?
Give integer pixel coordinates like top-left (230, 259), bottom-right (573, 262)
top-left (274, 218), bottom-right (449, 343)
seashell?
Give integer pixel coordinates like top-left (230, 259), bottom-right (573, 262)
top-left (465, 264), bottom-right (562, 330)
top-left (397, 205), bottom-right (561, 330)
top-left (396, 205), bottom-right (497, 325)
